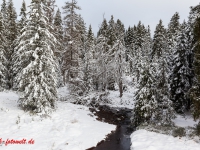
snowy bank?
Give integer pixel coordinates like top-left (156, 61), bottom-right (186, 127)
top-left (0, 91), bottom-right (116, 150)
top-left (173, 114), bottom-right (198, 127)
top-left (130, 129), bottom-right (200, 150)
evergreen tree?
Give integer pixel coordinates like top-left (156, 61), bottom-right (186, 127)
top-left (107, 15), bottom-right (116, 47)
top-left (44, 0), bottom-right (56, 25)
top-left (95, 19), bottom-right (110, 91)
top-left (190, 16), bottom-right (200, 120)
top-left (128, 26), bottom-right (137, 75)
top-left (124, 27), bottom-right (133, 60)
top-left (83, 25), bottom-right (95, 93)
top-left (54, 9), bottom-right (63, 50)
top-left (132, 56), bottom-right (157, 127)
top-left (1, 0), bottom-right (7, 20)
top-left (115, 19), bottom-right (125, 39)
top-left (152, 20), bottom-right (167, 59)
top-left (167, 12), bottom-right (180, 58)
top-left (62, 0), bottom-right (85, 96)
top-left (6, 0), bottom-right (17, 88)
top-left (13, 0), bottom-right (58, 113)
top-left (18, 0), bottom-right (27, 34)
top-left (53, 8), bottom-right (64, 87)
top-left (170, 21), bottom-right (191, 113)
top-left (135, 21), bottom-right (146, 56)
top-left (132, 22), bottom-right (147, 82)
top-left (152, 20), bottom-right (175, 125)
top-left (143, 25), bottom-right (152, 58)
top-left (0, 12), bottom-right (8, 90)
top-left (155, 57), bottom-right (175, 125)
top-left (97, 18), bottom-right (108, 38)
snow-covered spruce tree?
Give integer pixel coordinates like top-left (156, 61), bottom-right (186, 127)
top-left (152, 20), bottom-right (175, 125)
top-left (127, 26), bottom-right (137, 75)
top-left (124, 26), bottom-right (134, 74)
top-left (97, 18), bottom-right (108, 38)
top-left (152, 20), bottom-right (167, 59)
top-left (189, 16), bottom-right (200, 121)
top-left (154, 57), bottom-right (175, 125)
top-left (83, 25), bottom-right (95, 93)
top-left (95, 38), bottom-right (109, 91)
top-left (6, 0), bottom-right (18, 88)
top-left (43, 0), bottom-right (63, 88)
top-left (115, 19), bottom-right (125, 42)
top-left (124, 27), bottom-right (133, 60)
top-left (0, 12), bottom-right (8, 90)
top-left (13, 0), bottom-right (58, 113)
top-left (53, 8), bottom-right (64, 87)
top-left (18, 0), bottom-right (27, 34)
top-left (95, 19), bottom-right (110, 91)
top-left (1, 0), bottom-right (7, 19)
top-left (135, 21), bottom-right (146, 57)
top-left (76, 14), bottom-right (87, 62)
top-left (62, 0), bottom-right (85, 96)
top-left (44, 0), bottom-right (56, 25)
top-left (187, 4), bottom-right (200, 121)
top-left (167, 12), bottom-right (180, 68)
top-left (133, 22), bottom-right (147, 82)
top-left (170, 21), bottom-right (191, 113)
top-left (132, 56), bottom-right (157, 127)
top-left (107, 15), bottom-right (116, 47)
top-left (54, 8), bottom-right (64, 59)
top-left (143, 25), bottom-right (152, 58)
top-left (11, 1), bottom-right (27, 89)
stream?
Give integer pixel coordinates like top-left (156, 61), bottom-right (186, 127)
top-left (87, 105), bottom-right (133, 150)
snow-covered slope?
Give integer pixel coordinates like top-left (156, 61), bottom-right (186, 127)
top-left (0, 91), bottom-right (115, 150)
top-left (173, 114), bottom-right (198, 127)
top-left (131, 129), bottom-right (200, 150)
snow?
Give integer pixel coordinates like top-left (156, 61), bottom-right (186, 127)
top-left (107, 90), bottom-right (135, 109)
top-left (0, 91), bottom-right (116, 150)
top-left (106, 76), bottom-right (136, 109)
top-left (58, 86), bottom-right (70, 99)
top-left (130, 129), bottom-right (200, 150)
top-left (173, 114), bottom-right (198, 127)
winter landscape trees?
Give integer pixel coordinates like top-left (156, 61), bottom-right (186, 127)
top-left (0, 0), bottom-right (200, 128)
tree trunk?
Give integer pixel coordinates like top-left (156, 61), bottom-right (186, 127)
top-left (119, 80), bottom-right (123, 98)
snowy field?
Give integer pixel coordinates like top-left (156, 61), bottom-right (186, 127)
top-left (131, 129), bottom-right (200, 150)
top-left (0, 91), bottom-right (115, 150)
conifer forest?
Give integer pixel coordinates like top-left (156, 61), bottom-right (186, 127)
top-left (1, 0), bottom-right (200, 149)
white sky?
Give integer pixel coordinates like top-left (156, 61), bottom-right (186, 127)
top-left (13, 0), bottom-right (200, 36)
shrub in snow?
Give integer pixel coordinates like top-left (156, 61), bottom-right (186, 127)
top-left (195, 122), bottom-right (200, 136)
top-left (172, 127), bottom-right (186, 137)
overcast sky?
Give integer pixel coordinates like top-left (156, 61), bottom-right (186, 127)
top-left (13, 0), bottom-right (200, 36)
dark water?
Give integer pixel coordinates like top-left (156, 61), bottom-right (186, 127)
top-left (87, 105), bottom-right (133, 150)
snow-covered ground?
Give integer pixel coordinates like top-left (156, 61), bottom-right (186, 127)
top-left (106, 89), bottom-right (135, 109)
top-left (0, 91), bottom-right (115, 150)
top-left (131, 129), bottom-right (200, 150)
top-left (173, 114), bottom-right (198, 127)
top-left (106, 76), bottom-right (136, 109)
top-left (130, 115), bottom-right (200, 150)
